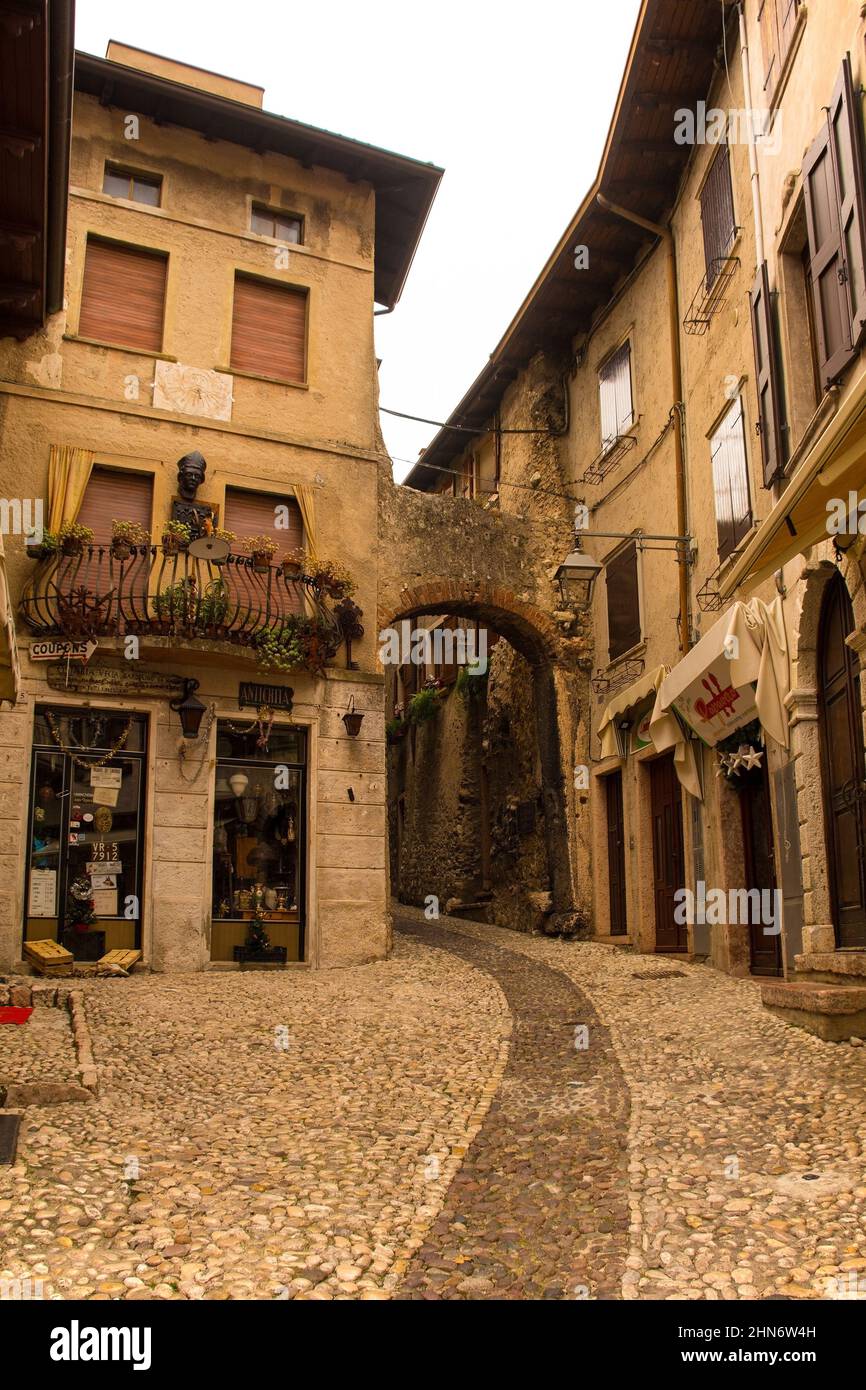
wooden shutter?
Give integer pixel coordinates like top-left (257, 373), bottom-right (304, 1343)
top-left (829, 55), bottom-right (866, 349)
top-left (750, 261), bottom-right (786, 486)
top-left (700, 146), bottom-right (736, 290)
top-left (78, 239), bottom-right (167, 352)
top-left (606, 542), bottom-right (641, 661)
top-left (711, 399), bottom-right (752, 561)
top-left (779, 0), bottom-right (800, 52)
top-left (230, 276), bottom-right (307, 382)
top-left (757, 0), bottom-right (780, 96)
top-left (78, 467), bottom-right (153, 542)
top-left (599, 341), bottom-right (633, 445)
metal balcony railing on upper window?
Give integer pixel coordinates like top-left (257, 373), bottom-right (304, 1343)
top-left (581, 432), bottom-right (637, 484)
top-left (683, 249), bottom-right (741, 336)
top-left (20, 544), bottom-right (342, 655)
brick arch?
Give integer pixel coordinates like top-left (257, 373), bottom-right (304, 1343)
top-left (387, 580), bottom-right (562, 667)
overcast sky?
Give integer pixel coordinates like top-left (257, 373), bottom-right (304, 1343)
top-left (74, 0), bottom-right (643, 480)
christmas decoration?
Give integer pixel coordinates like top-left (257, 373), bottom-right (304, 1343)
top-left (243, 887), bottom-right (272, 956)
top-left (65, 877), bottom-right (96, 934)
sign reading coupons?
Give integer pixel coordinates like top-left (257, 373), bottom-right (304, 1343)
top-left (30, 638), bottom-right (97, 664)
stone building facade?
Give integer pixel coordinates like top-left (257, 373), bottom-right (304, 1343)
top-left (0, 42), bottom-right (440, 973)
top-left (390, 0), bottom-right (866, 1031)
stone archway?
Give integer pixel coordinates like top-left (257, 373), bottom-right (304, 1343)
top-left (384, 579), bottom-right (586, 933)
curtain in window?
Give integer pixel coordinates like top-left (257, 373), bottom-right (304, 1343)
top-left (47, 445), bottom-right (95, 533)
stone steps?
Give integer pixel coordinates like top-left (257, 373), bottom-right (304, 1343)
top-left (760, 979), bottom-right (866, 1042)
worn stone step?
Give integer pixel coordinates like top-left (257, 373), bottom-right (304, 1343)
top-left (761, 980), bottom-right (866, 1042)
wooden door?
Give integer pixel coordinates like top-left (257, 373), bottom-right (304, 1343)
top-left (605, 770), bottom-right (627, 936)
top-left (740, 761), bottom-right (782, 975)
top-left (819, 574), bottom-right (866, 948)
top-left (650, 753), bottom-right (687, 951)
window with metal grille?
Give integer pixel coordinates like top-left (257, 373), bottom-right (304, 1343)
top-left (230, 274), bottom-right (307, 382)
top-left (250, 204), bottom-right (303, 243)
top-left (605, 541), bottom-right (641, 662)
top-left (710, 397), bottom-right (752, 561)
top-left (78, 238), bottom-right (167, 352)
top-left (599, 340), bottom-right (634, 448)
top-left (102, 164), bottom-right (162, 207)
top-left (700, 145), bottom-right (737, 292)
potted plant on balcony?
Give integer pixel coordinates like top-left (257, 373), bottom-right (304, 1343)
top-left (308, 557), bottom-right (355, 600)
top-left (256, 623), bottom-right (303, 673)
top-left (57, 521), bottom-right (94, 557)
top-left (161, 519), bottom-right (191, 556)
top-left (111, 519), bottom-right (150, 562)
top-left (25, 530), bottom-right (58, 562)
top-left (243, 534), bottom-right (279, 572)
top-left (279, 546), bottom-right (306, 580)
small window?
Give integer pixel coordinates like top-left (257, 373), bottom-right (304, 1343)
top-left (700, 145), bottom-right (737, 291)
top-left (758, 0), bottom-right (802, 100)
top-left (605, 541), bottom-right (641, 663)
top-left (230, 274), bottom-right (307, 383)
top-left (599, 340), bottom-right (634, 448)
top-left (710, 397), bottom-right (753, 561)
top-left (103, 164), bottom-right (162, 207)
top-left (250, 204), bottom-right (303, 244)
top-left (78, 237), bottom-right (167, 352)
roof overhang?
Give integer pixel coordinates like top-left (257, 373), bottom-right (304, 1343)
top-left (73, 51), bottom-right (443, 309)
top-left (406, 0), bottom-right (729, 489)
top-left (0, 0), bottom-right (75, 339)
top-left (720, 375), bottom-right (866, 598)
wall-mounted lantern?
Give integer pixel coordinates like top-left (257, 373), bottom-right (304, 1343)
top-left (554, 534), bottom-right (604, 610)
top-left (342, 694), bottom-right (365, 738)
top-left (170, 678), bottom-right (207, 740)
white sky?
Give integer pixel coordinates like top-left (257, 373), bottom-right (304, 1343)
top-left (74, 0), bottom-right (643, 480)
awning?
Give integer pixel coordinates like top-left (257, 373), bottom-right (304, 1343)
top-left (0, 530), bottom-right (21, 705)
top-left (650, 597), bottom-right (789, 800)
top-left (598, 665), bottom-right (667, 759)
top-left (720, 377), bottom-right (866, 598)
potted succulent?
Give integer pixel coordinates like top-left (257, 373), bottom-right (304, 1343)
top-left (243, 534), bottom-right (279, 571)
top-left (309, 557), bottom-right (355, 600)
top-left (58, 520), bottom-right (94, 557)
top-left (161, 519), bottom-right (191, 555)
top-left (256, 624), bottom-right (303, 673)
top-left (111, 519), bottom-right (150, 561)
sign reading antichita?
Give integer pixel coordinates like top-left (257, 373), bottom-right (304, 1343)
top-left (238, 682), bottom-right (294, 711)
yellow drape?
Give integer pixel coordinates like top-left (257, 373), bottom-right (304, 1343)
top-left (47, 445), bottom-right (95, 534)
top-left (0, 531), bottom-right (20, 705)
top-left (293, 485), bottom-right (319, 564)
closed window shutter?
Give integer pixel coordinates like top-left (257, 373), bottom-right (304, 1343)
top-left (700, 145), bottom-right (737, 290)
top-left (711, 399), bottom-right (752, 561)
top-left (78, 467), bottom-right (153, 542)
top-left (803, 113), bottom-right (854, 385)
top-left (606, 543), bottom-right (641, 661)
top-left (757, 0), bottom-right (779, 95)
top-left (829, 55), bottom-right (866, 349)
top-left (224, 488), bottom-right (304, 616)
top-left (599, 341), bottom-right (633, 445)
top-left (230, 276), bottom-right (307, 382)
top-left (779, 0), bottom-right (800, 51)
top-left (78, 239), bottom-right (167, 352)
top-left (750, 261), bottom-right (786, 486)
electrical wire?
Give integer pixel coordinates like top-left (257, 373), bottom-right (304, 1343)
top-left (380, 405), bottom-right (561, 436)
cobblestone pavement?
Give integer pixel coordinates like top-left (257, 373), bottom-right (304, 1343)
top-left (0, 1007), bottom-right (78, 1087)
top-left (394, 917), bottom-right (629, 1299)
top-left (2, 910), bottom-right (866, 1301)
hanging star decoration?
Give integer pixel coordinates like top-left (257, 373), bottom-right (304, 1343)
top-left (741, 745), bottom-right (764, 770)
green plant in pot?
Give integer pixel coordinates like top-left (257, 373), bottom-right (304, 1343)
top-left (161, 519), bottom-right (191, 555)
top-left (153, 577), bottom-right (196, 624)
top-left (309, 557), bottom-right (355, 600)
top-left (256, 623), bottom-right (303, 672)
top-left (198, 578), bottom-right (230, 629)
top-left (58, 521), bottom-right (94, 556)
top-left (26, 530), bottom-right (58, 561)
top-left (456, 664), bottom-right (488, 701)
top-left (111, 519), bottom-right (150, 561)
top-left (408, 686), bottom-right (441, 724)
top-left (243, 534), bottom-right (279, 571)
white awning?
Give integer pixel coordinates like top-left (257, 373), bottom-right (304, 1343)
top-left (597, 665), bottom-right (667, 759)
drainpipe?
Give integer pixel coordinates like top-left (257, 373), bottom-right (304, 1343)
top-left (738, 0), bottom-right (765, 266)
top-left (596, 193), bottom-right (691, 654)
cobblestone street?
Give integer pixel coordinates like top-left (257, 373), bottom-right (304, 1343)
top-left (2, 908), bottom-right (866, 1301)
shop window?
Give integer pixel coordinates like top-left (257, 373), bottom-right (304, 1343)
top-left (25, 709), bottom-right (147, 958)
top-left (211, 722), bottom-right (307, 963)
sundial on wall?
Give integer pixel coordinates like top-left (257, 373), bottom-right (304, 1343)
top-left (153, 362), bottom-right (233, 422)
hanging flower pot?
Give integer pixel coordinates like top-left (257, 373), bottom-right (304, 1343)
top-left (342, 695), bottom-right (365, 738)
top-left (243, 535), bottom-right (278, 572)
top-left (161, 521), bottom-right (191, 555)
top-left (58, 522), bottom-right (94, 557)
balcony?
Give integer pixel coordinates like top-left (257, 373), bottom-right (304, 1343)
top-left (20, 544), bottom-right (361, 671)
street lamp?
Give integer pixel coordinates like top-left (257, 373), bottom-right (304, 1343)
top-left (554, 534), bottom-right (604, 610)
top-left (170, 678), bottom-right (207, 740)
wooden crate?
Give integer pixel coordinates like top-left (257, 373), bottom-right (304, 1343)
top-left (24, 938), bottom-right (74, 975)
top-left (97, 949), bottom-right (142, 972)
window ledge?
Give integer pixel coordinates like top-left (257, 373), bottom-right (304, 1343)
top-left (216, 366), bottom-right (308, 390)
top-left (604, 640), bottom-right (647, 672)
top-left (64, 334), bottom-right (176, 362)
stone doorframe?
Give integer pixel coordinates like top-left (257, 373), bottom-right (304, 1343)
top-left (384, 580), bottom-right (587, 930)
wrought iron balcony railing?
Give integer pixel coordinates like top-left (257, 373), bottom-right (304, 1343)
top-left (20, 544), bottom-right (344, 659)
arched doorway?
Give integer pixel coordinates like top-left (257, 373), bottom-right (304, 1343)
top-left (818, 571), bottom-right (866, 949)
